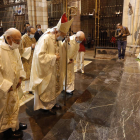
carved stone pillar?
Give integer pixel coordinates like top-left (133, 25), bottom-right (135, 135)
top-left (27, 0), bottom-right (48, 32)
top-left (123, 0), bottom-right (140, 45)
top-left (27, 0), bottom-right (33, 26)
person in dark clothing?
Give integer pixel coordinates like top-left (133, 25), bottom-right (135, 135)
top-left (34, 24), bottom-right (43, 42)
top-left (115, 23), bottom-right (130, 60)
top-left (87, 34), bottom-right (92, 48)
top-left (21, 22), bottom-right (30, 36)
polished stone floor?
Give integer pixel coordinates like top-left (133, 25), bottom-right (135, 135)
top-left (19, 59), bottom-right (108, 140)
top-left (1, 53), bottom-right (140, 140)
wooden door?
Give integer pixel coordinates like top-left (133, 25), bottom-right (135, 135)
top-left (14, 14), bottom-right (25, 32)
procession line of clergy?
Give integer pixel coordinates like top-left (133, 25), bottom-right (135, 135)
top-left (0, 13), bottom-right (85, 138)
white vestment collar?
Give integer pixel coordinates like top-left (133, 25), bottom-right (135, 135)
top-left (0, 38), bottom-right (11, 51)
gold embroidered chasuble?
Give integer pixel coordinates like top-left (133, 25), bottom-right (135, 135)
top-left (0, 39), bottom-right (26, 132)
top-left (19, 34), bottom-right (36, 80)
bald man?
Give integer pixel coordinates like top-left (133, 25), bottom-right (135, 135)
top-left (65, 31), bottom-right (85, 95)
top-left (19, 26), bottom-right (36, 94)
top-left (0, 28), bottom-right (27, 138)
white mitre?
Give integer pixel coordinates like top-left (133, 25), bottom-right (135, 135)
top-left (57, 13), bottom-right (74, 34)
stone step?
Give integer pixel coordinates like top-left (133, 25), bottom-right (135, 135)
top-left (95, 48), bottom-right (118, 59)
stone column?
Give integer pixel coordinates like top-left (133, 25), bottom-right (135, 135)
top-left (132, 0), bottom-right (140, 44)
top-left (27, 0), bottom-right (33, 26)
top-left (69, 0), bottom-right (81, 33)
top-left (123, 0), bottom-right (140, 45)
top-left (27, 0), bottom-right (48, 32)
top-left (31, 0), bottom-right (36, 28)
top-left (42, 0), bottom-right (48, 31)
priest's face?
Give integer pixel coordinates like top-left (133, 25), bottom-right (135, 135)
top-left (117, 25), bottom-right (123, 30)
top-left (56, 31), bottom-right (66, 41)
top-left (27, 28), bottom-right (36, 37)
top-left (7, 32), bottom-right (21, 46)
top-left (26, 24), bottom-right (30, 28)
top-left (37, 25), bottom-right (41, 32)
top-left (75, 31), bottom-right (85, 43)
top-left (75, 36), bottom-right (83, 44)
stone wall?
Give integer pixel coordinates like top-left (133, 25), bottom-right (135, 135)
top-left (27, 0), bottom-right (48, 32)
top-left (123, 0), bottom-right (140, 45)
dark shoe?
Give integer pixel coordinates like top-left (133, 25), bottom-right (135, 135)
top-left (66, 91), bottom-right (73, 95)
top-left (11, 130), bottom-right (23, 138)
top-left (40, 109), bottom-right (49, 113)
top-left (48, 109), bottom-right (56, 115)
top-left (3, 129), bottom-right (12, 139)
top-left (40, 109), bottom-right (56, 115)
top-left (3, 129), bottom-right (23, 139)
top-left (53, 104), bottom-right (62, 109)
top-left (29, 91), bottom-right (34, 95)
top-left (19, 122), bottom-right (27, 131)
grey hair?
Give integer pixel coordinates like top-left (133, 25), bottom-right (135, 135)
top-left (27, 26), bottom-right (34, 32)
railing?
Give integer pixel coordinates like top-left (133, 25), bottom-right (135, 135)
top-left (96, 30), bottom-right (118, 48)
top-left (94, 32), bottom-right (118, 58)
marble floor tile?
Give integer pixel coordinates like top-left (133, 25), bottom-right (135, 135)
top-left (68, 120), bottom-right (109, 140)
top-left (3, 54), bottom-right (140, 140)
top-left (44, 55), bottom-right (140, 140)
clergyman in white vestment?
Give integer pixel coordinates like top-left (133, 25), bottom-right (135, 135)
top-left (30, 13), bottom-right (73, 115)
top-left (65, 31), bottom-right (85, 95)
top-left (0, 28), bottom-right (27, 138)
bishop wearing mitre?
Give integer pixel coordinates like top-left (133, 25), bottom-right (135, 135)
top-left (30, 13), bottom-right (73, 115)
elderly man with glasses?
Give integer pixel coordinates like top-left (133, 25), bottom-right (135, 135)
top-left (0, 28), bottom-right (27, 138)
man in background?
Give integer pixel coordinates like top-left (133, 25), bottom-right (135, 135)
top-left (115, 23), bottom-right (130, 60)
top-left (21, 22), bottom-right (30, 36)
top-left (87, 33), bottom-right (92, 48)
top-left (19, 26), bottom-right (36, 94)
top-left (34, 24), bottom-right (43, 42)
